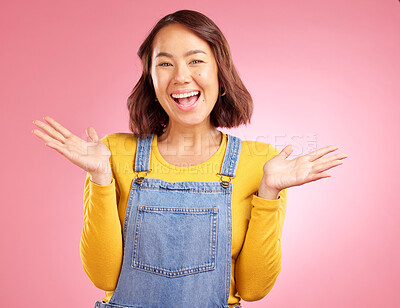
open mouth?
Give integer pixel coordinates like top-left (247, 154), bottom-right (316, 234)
top-left (170, 91), bottom-right (201, 106)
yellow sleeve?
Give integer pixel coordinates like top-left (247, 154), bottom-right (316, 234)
top-left (79, 135), bottom-right (123, 291)
top-left (235, 145), bottom-right (288, 301)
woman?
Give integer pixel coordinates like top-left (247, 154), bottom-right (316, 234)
top-left (32, 9), bottom-right (347, 308)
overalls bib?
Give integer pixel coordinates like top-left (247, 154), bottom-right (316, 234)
top-left (95, 133), bottom-right (242, 308)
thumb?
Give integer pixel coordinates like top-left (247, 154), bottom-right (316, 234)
top-left (86, 126), bottom-right (99, 143)
top-left (278, 144), bottom-right (293, 159)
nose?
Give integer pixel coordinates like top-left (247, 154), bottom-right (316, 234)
top-left (173, 63), bottom-right (191, 84)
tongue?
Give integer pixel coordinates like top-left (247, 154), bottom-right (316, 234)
top-left (178, 95), bottom-right (197, 106)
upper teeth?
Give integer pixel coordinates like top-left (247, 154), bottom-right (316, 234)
top-left (171, 91), bottom-right (199, 99)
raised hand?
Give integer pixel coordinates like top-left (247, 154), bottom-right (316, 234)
top-left (32, 116), bottom-right (112, 184)
top-left (258, 144), bottom-right (348, 199)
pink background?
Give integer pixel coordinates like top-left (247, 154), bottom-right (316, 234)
top-left (1, 0), bottom-right (399, 307)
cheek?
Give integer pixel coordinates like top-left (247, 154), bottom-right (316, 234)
top-left (151, 72), bottom-right (168, 91)
top-left (201, 66), bottom-right (216, 79)
top-left (198, 65), bottom-right (219, 89)
top-left (152, 77), bottom-right (159, 89)
top-left (198, 70), bottom-right (217, 88)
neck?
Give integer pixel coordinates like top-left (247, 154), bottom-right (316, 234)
top-left (157, 121), bottom-right (222, 157)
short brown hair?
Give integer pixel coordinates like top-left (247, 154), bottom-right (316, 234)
top-left (127, 9), bottom-right (253, 138)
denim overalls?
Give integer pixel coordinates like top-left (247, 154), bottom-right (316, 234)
top-left (95, 133), bottom-right (242, 308)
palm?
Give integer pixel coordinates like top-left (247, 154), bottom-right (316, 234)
top-left (262, 144), bottom-right (348, 191)
top-left (32, 116), bottom-right (111, 175)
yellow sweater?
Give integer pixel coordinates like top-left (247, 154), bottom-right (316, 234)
top-left (80, 131), bottom-right (287, 307)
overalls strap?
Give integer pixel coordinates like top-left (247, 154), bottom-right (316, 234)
top-left (134, 134), bottom-right (154, 172)
top-left (220, 134), bottom-right (242, 178)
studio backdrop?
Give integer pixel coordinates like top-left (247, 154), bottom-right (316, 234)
top-left (1, 0), bottom-right (399, 307)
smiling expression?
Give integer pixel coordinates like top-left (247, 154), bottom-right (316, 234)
top-left (150, 23), bottom-right (219, 129)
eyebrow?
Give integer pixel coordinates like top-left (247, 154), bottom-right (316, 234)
top-left (155, 49), bottom-right (207, 59)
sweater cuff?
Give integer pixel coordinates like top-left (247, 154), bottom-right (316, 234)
top-left (251, 194), bottom-right (281, 211)
top-left (89, 178), bottom-right (116, 196)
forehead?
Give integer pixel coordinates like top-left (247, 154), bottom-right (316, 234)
top-left (152, 24), bottom-right (212, 57)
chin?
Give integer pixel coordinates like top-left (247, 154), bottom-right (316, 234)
top-left (177, 116), bottom-right (210, 127)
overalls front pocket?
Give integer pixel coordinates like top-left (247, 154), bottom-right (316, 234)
top-left (131, 205), bottom-right (218, 277)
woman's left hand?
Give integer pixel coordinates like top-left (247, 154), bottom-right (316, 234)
top-left (258, 145), bottom-right (348, 198)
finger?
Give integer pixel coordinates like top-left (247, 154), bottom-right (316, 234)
top-left (312, 160), bottom-right (343, 174)
top-left (306, 172), bottom-right (331, 183)
top-left (32, 128), bottom-right (65, 147)
top-left (278, 144), bottom-right (294, 159)
top-left (308, 145), bottom-right (339, 162)
top-left (86, 126), bottom-right (99, 143)
top-left (315, 153), bottom-right (349, 165)
top-left (43, 116), bottom-right (73, 139)
top-left (33, 120), bottom-right (67, 144)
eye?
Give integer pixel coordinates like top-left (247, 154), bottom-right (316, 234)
top-left (158, 63), bottom-right (172, 67)
top-left (190, 60), bottom-right (203, 64)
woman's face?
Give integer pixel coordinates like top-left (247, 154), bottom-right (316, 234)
top-left (150, 23), bottom-right (219, 130)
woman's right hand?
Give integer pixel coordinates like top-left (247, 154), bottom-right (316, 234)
top-left (32, 116), bottom-right (112, 185)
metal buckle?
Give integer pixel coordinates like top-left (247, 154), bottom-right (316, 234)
top-left (216, 172), bottom-right (234, 188)
top-left (134, 169), bottom-right (152, 184)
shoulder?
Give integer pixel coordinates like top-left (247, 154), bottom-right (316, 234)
top-left (233, 138), bottom-right (281, 191)
top-left (236, 139), bottom-right (281, 178)
top-left (240, 139), bottom-right (281, 162)
top-left (99, 132), bottom-right (138, 156)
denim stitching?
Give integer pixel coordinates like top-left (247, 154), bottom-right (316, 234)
top-left (94, 301), bottom-right (143, 308)
top-left (220, 134), bottom-right (232, 177)
top-left (139, 206), bottom-right (218, 213)
top-left (134, 134), bottom-right (153, 172)
top-left (227, 135), bottom-right (235, 176)
top-left (131, 204), bottom-right (143, 267)
top-left (140, 179), bottom-right (226, 191)
top-left (131, 261), bottom-right (216, 278)
top-left (226, 136), bottom-right (240, 177)
top-left (225, 187), bottom-right (233, 303)
top-left (211, 205), bottom-right (218, 266)
top-left (143, 134), bottom-right (153, 171)
top-left (122, 188), bottom-right (136, 247)
top-left (220, 135), bottom-right (242, 178)
top-left (136, 185), bottom-right (224, 193)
